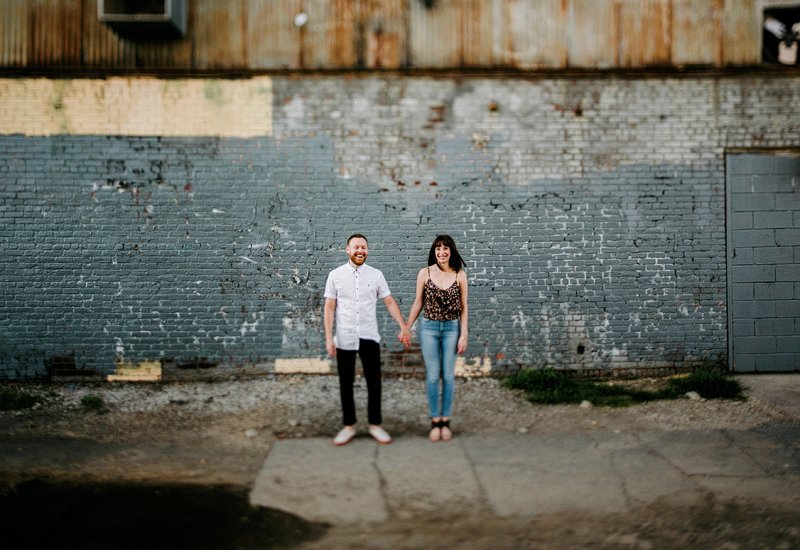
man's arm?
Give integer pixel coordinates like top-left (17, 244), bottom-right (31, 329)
top-left (383, 295), bottom-right (411, 347)
top-left (324, 297), bottom-right (337, 356)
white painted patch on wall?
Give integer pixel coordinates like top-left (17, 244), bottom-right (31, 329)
top-left (240, 319), bottom-right (259, 338)
top-left (0, 77), bottom-right (273, 137)
top-left (274, 358), bottom-right (331, 374)
top-left (512, 308), bottom-right (531, 329)
top-left (282, 95), bottom-right (307, 130)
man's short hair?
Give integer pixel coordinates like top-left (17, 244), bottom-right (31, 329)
top-left (347, 233), bottom-right (368, 245)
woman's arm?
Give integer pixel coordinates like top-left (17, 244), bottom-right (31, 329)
top-left (457, 270), bottom-right (469, 354)
top-left (405, 267), bottom-right (427, 330)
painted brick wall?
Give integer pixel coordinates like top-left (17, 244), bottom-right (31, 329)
top-left (2, 75), bottom-right (800, 379)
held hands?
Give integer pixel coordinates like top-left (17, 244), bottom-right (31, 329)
top-left (395, 326), bottom-right (466, 352)
top-left (397, 326), bottom-right (412, 348)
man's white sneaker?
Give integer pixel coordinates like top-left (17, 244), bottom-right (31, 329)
top-left (333, 426), bottom-right (356, 446)
top-left (368, 425), bottom-right (392, 445)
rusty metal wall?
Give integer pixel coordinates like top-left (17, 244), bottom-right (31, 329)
top-left (0, 0), bottom-right (783, 71)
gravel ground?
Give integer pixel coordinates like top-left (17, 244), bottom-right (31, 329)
top-left (2, 374), bottom-right (797, 549)
top-left (0, 374), bottom-right (785, 486)
top-left (3, 374), bottom-right (781, 438)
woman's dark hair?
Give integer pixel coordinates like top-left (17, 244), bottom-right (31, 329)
top-left (427, 234), bottom-right (466, 272)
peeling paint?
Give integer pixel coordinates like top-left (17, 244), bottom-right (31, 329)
top-left (454, 355), bottom-right (492, 377)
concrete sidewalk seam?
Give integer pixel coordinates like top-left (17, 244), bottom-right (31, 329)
top-left (456, 437), bottom-right (493, 516)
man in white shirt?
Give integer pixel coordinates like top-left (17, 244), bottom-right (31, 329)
top-left (324, 234), bottom-right (411, 446)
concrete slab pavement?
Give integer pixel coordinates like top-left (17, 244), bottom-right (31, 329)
top-left (738, 373), bottom-right (800, 421)
top-left (250, 429), bottom-right (800, 524)
top-left (460, 433), bottom-right (629, 517)
top-left (249, 438), bottom-right (390, 523)
top-left (250, 374), bottom-right (800, 524)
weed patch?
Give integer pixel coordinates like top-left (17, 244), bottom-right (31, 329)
top-left (0, 385), bottom-right (40, 411)
top-left (503, 367), bottom-right (744, 407)
top-left (666, 369), bottom-right (744, 400)
top-left (80, 394), bottom-right (108, 414)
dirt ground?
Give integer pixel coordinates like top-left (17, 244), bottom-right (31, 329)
top-left (2, 375), bottom-right (799, 549)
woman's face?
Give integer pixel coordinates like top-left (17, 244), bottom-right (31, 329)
top-left (435, 243), bottom-right (451, 267)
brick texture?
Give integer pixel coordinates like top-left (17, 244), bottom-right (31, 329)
top-left (2, 75), bottom-right (800, 378)
top-left (728, 153), bottom-right (800, 372)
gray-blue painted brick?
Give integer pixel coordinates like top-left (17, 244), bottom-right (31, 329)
top-left (753, 247), bottom-right (794, 265)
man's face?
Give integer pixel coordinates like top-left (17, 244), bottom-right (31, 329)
top-left (346, 237), bottom-right (368, 266)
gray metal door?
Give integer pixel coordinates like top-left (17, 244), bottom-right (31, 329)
top-left (727, 152), bottom-right (800, 372)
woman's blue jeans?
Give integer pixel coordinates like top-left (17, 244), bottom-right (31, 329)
top-left (419, 317), bottom-right (459, 418)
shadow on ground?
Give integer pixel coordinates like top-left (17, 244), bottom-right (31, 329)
top-left (1, 480), bottom-right (328, 550)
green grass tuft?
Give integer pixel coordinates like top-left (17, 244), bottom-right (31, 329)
top-left (504, 366), bottom-right (744, 407)
top-left (666, 368), bottom-right (744, 400)
top-left (0, 386), bottom-right (40, 411)
top-left (80, 394), bottom-right (108, 414)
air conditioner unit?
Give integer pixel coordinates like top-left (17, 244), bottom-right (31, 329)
top-left (99, 0), bottom-right (187, 41)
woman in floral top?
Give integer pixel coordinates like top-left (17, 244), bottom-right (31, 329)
top-left (405, 235), bottom-right (469, 442)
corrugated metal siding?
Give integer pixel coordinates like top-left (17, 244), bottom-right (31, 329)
top-left (0, 0), bottom-right (774, 71)
top-left (0, 0), bottom-right (28, 66)
top-left (568, 0), bottom-right (618, 68)
top-left (501, 0), bottom-right (569, 69)
top-left (29, 0), bottom-right (82, 67)
top-left (672, 0), bottom-right (723, 66)
top-left (81, 0), bottom-right (136, 68)
top-left (361, 0), bottom-right (406, 69)
top-left (722, 0), bottom-right (760, 66)
top-left (194, 0), bottom-right (247, 69)
top-left (247, 0), bottom-right (365, 70)
top-left (617, 0), bottom-right (672, 67)
top-left (409, 0), bottom-right (460, 68)
top-left (303, 0), bottom-right (344, 69)
top-left (248, 0), bottom-right (302, 69)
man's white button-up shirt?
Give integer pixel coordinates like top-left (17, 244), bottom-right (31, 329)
top-left (324, 261), bottom-right (391, 350)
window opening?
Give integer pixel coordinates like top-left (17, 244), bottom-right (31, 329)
top-left (763, 6), bottom-right (800, 65)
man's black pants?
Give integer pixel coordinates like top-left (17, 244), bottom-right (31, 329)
top-left (336, 338), bottom-right (382, 426)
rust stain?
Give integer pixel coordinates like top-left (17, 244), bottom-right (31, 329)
top-left (331, 0), bottom-right (357, 67)
top-left (429, 104), bottom-right (445, 123)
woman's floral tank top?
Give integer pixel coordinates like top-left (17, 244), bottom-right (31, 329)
top-left (423, 268), bottom-right (462, 321)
